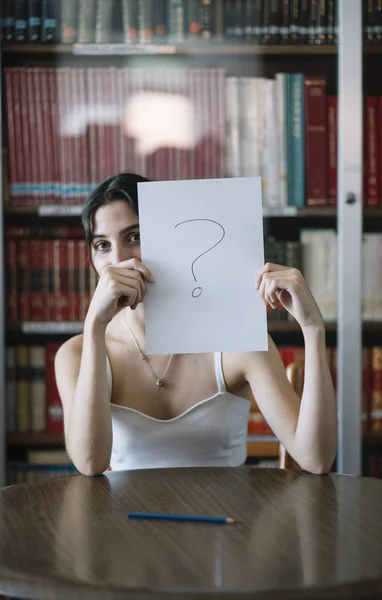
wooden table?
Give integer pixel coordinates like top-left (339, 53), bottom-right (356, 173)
top-left (1, 467), bottom-right (382, 599)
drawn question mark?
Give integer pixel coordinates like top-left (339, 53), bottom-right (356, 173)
top-left (174, 219), bottom-right (226, 298)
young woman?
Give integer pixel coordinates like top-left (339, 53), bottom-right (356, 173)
top-left (55, 172), bottom-right (337, 476)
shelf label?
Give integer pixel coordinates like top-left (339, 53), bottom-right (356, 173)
top-left (73, 43), bottom-right (176, 55)
top-left (21, 322), bottom-right (83, 334)
top-left (263, 206), bottom-right (298, 217)
top-left (38, 205), bottom-right (82, 216)
top-left (247, 435), bottom-right (278, 443)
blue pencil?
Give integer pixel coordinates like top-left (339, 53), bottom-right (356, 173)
top-left (127, 512), bottom-right (234, 524)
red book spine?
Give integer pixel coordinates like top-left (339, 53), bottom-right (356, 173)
top-left (47, 68), bottom-right (60, 202)
top-left (365, 96), bottom-right (379, 207)
top-left (116, 67), bottom-right (126, 175)
top-left (5, 69), bottom-right (18, 203)
top-left (217, 68), bottom-right (227, 179)
top-left (77, 68), bottom-right (90, 202)
top-left (96, 68), bottom-right (108, 181)
top-left (6, 239), bottom-right (18, 325)
top-left (304, 77), bottom-right (328, 206)
top-left (78, 240), bottom-right (87, 321)
top-left (40, 69), bottom-right (54, 204)
top-left (362, 347), bottom-right (371, 435)
top-left (73, 240), bottom-right (81, 321)
top-left (199, 69), bottom-right (209, 179)
top-left (327, 95), bottom-right (337, 206)
top-left (70, 67), bottom-right (81, 206)
top-left (379, 97), bottom-right (382, 205)
top-left (9, 69), bottom-right (24, 204)
top-left (44, 240), bottom-right (55, 321)
top-left (17, 239), bottom-right (30, 321)
top-left (26, 69), bottom-right (39, 206)
top-left (86, 68), bottom-right (98, 190)
top-left (63, 67), bottom-right (75, 205)
top-left (194, 69), bottom-right (203, 180)
top-left (45, 342), bottom-right (64, 433)
top-left (102, 68), bottom-right (113, 178)
top-left (29, 239), bottom-right (45, 321)
top-left (57, 68), bottom-right (68, 204)
top-left (370, 347), bottom-right (382, 434)
top-left (133, 67), bottom-right (145, 176)
top-left (53, 240), bottom-right (70, 321)
top-left (68, 240), bottom-right (80, 321)
top-left (33, 69), bottom-right (45, 206)
top-left (20, 69), bottom-right (33, 205)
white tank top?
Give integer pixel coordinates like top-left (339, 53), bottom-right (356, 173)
top-left (107, 352), bottom-right (251, 471)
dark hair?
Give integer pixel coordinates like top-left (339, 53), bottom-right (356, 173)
top-left (81, 172), bottom-right (150, 246)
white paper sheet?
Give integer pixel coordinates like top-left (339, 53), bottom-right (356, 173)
top-left (138, 177), bottom-right (268, 354)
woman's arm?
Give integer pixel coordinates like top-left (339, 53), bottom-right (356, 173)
top-left (244, 330), bottom-right (337, 474)
top-left (55, 322), bottom-right (112, 476)
top-left (55, 258), bottom-right (154, 476)
top-left (244, 262), bottom-right (337, 474)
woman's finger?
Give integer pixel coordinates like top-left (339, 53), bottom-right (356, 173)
top-left (112, 258), bottom-right (155, 283)
top-left (113, 274), bottom-right (142, 307)
top-left (259, 278), bottom-right (273, 308)
top-left (114, 270), bottom-right (146, 301)
top-left (255, 263), bottom-right (289, 289)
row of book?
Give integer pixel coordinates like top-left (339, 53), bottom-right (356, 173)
top-left (229, 78), bottom-right (382, 209)
top-left (5, 65), bottom-right (382, 209)
top-left (6, 343), bottom-right (63, 435)
top-left (7, 229), bottom-right (382, 326)
top-left (248, 346), bottom-right (382, 437)
top-left (299, 230), bottom-right (382, 323)
top-left (7, 341), bottom-right (382, 437)
top-left (6, 236), bottom-right (97, 324)
top-left (5, 234), bottom-right (304, 325)
top-left (4, 66), bottom-right (226, 205)
top-left (227, 74), bottom-right (338, 209)
top-left (1, 0), bottom-right (340, 46)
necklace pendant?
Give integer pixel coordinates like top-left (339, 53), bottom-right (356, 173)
top-left (156, 378), bottom-right (163, 389)
top-left (140, 354), bottom-right (146, 361)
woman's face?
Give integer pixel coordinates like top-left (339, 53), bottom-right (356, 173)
top-left (91, 200), bottom-right (141, 275)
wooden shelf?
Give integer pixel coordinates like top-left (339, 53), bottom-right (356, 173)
top-left (6, 320), bottom-right (382, 337)
top-left (7, 434), bottom-right (380, 451)
top-left (3, 44), bottom-right (73, 54)
top-left (8, 322), bottom-right (83, 335)
top-left (7, 433), bottom-right (64, 446)
top-left (7, 43), bottom-right (382, 57)
top-left (268, 321), bottom-right (337, 332)
top-left (5, 205), bottom-right (382, 218)
top-left (4, 205), bottom-right (82, 216)
top-left (247, 440), bottom-right (280, 458)
top-left (4, 205), bottom-right (337, 217)
top-left (363, 435), bottom-right (382, 447)
top-left (3, 43), bottom-right (338, 56)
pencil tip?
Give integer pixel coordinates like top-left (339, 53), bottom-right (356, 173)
top-left (226, 518), bottom-right (235, 524)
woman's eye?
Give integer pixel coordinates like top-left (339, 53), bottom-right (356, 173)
top-left (94, 241), bottom-right (109, 251)
top-left (127, 233), bottom-right (140, 244)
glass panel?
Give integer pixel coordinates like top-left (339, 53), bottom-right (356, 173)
top-left (1, 0), bottom-right (342, 480)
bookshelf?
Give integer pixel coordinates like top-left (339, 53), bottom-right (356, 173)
top-left (7, 432), bottom-right (64, 446)
top-left (2, 43), bottom-right (382, 58)
top-left (3, 43), bottom-right (340, 56)
top-left (0, 0), bottom-right (372, 484)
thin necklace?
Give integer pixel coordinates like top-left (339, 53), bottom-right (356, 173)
top-left (123, 310), bottom-right (174, 390)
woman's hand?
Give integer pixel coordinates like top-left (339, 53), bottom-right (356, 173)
top-left (85, 258), bottom-right (154, 327)
top-left (256, 262), bottom-right (324, 331)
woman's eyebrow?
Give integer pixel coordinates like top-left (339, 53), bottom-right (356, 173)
top-left (92, 224), bottom-right (140, 240)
